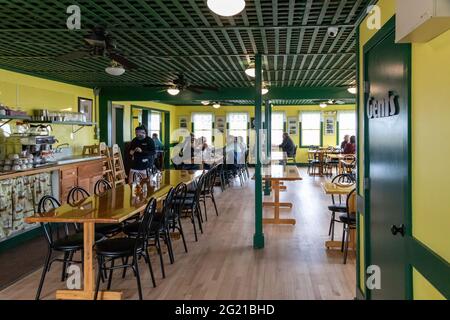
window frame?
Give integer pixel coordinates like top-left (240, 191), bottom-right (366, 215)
top-left (337, 110), bottom-right (357, 145)
top-left (299, 111), bottom-right (323, 148)
top-left (191, 112), bottom-right (214, 145)
top-left (226, 112), bottom-right (249, 144)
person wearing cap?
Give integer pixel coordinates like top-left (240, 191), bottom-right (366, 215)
top-left (129, 125), bottom-right (156, 179)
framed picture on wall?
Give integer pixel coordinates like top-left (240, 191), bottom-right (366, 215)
top-left (215, 116), bottom-right (225, 133)
top-left (287, 117), bottom-right (298, 135)
top-left (179, 116), bottom-right (188, 129)
top-left (324, 116), bottom-right (335, 135)
top-left (78, 97), bottom-right (93, 122)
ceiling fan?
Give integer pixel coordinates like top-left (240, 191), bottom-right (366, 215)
top-left (145, 74), bottom-right (218, 95)
top-left (55, 26), bottom-right (138, 71)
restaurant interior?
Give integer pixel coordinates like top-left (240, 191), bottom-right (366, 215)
top-left (0, 0), bottom-right (448, 301)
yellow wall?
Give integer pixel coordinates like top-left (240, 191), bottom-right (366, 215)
top-left (173, 104), bottom-right (355, 163)
top-left (359, 0), bottom-right (449, 299)
top-left (0, 69), bottom-right (96, 155)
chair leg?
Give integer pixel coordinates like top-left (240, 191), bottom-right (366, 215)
top-left (122, 256), bottom-right (129, 279)
top-left (165, 230), bottom-right (175, 264)
top-left (211, 194), bottom-right (219, 216)
top-left (341, 224), bottom-right (346, 252)
top-left (156, 236), bottom-right (166, 278)
top-left (343, 227), bottom-right (351, 264)
top-left (202, 197), bottom-right (208, 222)
top-left (133, 257), bottom-right (143, 300)
top-left (144, 248), bottom-right (157, 288)
top-left (36, 248), bottom-right (52, 300)
top-left (178, 217), bottom-right (188, 253)
top-left (107, 258), bottom-right (115, 290)
top-left (94, 256), bottom-right (103, 300)
top-left (195, 205), bottom-right (203, 234)
top-left (191, 214), bottom-right (198, 242)
top-left (61, 252), bottom-right (69, 282)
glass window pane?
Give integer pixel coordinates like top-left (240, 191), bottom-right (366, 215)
top-left (301, 112), bottom-right (321, 129)
top-left (302, 130), bottom-right (320, 146)
top-left (338, 111), bottom-right (356, 142)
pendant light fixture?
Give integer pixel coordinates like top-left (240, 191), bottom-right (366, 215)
top-left (201, 101), bottom-right (211, 106)
top-left (245, 65), bottom-right (256, 78)
top-left (347, 86), bottom-right (357, 95)
top-left (320, 102), bottom-right (328, 108)
top-left (207, 0), bottom-right (246, 17)
top-left (262, 87), bottom-right (269, 95)
top-left (212, 102), bottom-right (221, 109)
top-left (167, 88), bottom-right (180, 96)
top-left (105, 60), bottom-right (125, 76)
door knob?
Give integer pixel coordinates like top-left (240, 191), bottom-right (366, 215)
top-left (391, 224), bottom-right (405, 237)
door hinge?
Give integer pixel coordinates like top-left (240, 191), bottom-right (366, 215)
top-left (364, 177), bottom-right (370, 191)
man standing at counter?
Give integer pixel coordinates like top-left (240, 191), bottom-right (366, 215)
top-left (129, 125), bottom-right (156, 179)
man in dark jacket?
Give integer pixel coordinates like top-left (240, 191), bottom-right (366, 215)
top-left (129, 125), bottom-right (156, 179)
top-left (279, 132), bottom-right (296, 158)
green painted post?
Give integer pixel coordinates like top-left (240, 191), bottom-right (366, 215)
top-left (164, 112), bottom-right (170, 169)
top-left (264, 100), bottom-right (271, 196)
top-left (99, 94), bottom-right (112, 146)
top-left (253, 53), bottom-right (265, 249)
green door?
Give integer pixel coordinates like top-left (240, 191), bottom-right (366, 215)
top-left (114, 106), bottom-right (124, 154)
top-left (364, 22), bottom-right (411, 299)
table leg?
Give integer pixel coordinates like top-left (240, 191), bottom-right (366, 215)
top-left (56, 222), bottom-right (123, 300)
top-left (325, 228), bottom-right (356, 250)
top-left (263, 180), bottom-right (296, 225)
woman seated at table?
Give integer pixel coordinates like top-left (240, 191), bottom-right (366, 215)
top-left (340, 135), bottom-right (350, 151)
top-left (343, 135), bottom-right (356, 154)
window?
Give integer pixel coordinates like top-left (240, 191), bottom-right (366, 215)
top-left (300, 112), bottom-right (321, 146)
top-left (149, 111), bottom-right (161, 140)
top-left (192, 113), bottom-right (213, 144)
top-left (338, 111), bottom-right (356, 143)
top-left (227, 113), bottom-right (248, 143)
top-left (271, 112), bottom-right (285, 146)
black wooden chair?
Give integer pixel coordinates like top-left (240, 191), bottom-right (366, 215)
top-left (327, 174), bottom-right (356, 240)
top-left (94, 179), bottom-right (113, 196)
top-left (166, 182), bottom-right (189, 255)
top-left (340, 188), bottom-right (357, 264)
top-left (94, 198), bottom-right (158, 300)
top-left (35, 195), bottom-right (104, 300)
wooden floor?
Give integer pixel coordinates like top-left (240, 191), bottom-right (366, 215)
top-left (0, 168), bottom-right (355, 300)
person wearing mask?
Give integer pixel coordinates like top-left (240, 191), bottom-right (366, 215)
top-left (129, 125), bottom-right (156, 179)
top-left (343, 135), bottom-right (356, 154)
top-left (279, 132), bottom-right (296, 158)
top-left (340, 135), bottom-right (350, 150)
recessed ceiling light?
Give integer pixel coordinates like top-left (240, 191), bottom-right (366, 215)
top-left (212, 102), bottom-right (221, 109)
top-left (207, 0), bottom-right (245, 17)
top-left (320, 103), bottom-right (328, 108)
top-left (167, 88), bottom-right (180, 96)
top-left (347, 86), bottom-right (357, 95)
top-left (201, 101), bottom-right (210, 106)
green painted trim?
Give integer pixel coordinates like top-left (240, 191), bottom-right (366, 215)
top-left (336, 121), bottom-right (340, 146)
top-left (253, 53), bottom-right (264, 249)
top-left (99, 94), bottom-right (111, 145)
top-left (164, 112), bottom-right (171, 169)
top-left (408, 238), bottom-right (450, 299)
top-left (0, 227), bottom-right (41, 254)
top-left (320, 122), bottom-right (324, 147)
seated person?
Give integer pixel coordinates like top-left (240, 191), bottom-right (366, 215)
top-left (279, 132), bottom-right (296, 159)
top-left (340, 135), bottom-right (350, 151)
top-left (343, 135), bottom-right (356, 154)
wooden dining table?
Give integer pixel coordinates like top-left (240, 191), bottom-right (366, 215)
top-left (261, 165), bottom-right (302, 225)
top-left (25, 169), bottom-right (203, 300)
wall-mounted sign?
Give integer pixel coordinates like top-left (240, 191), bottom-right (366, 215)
top-left (324, 116), bottom-right (335, 135)
top-left (215, 116), bottom-right (225, 133)
top-left (287, 117), bottom-right (298, 135)
top-left (367, 91), bottom-right (400, 119)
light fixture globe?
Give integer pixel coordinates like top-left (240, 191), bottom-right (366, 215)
top-left (320, 103), bottom-right (328, 108)
top-left (347, 86), bottom-right (357, 95)
top-left (262, 88), bottom-right (269, 95)
top-left (207, 0), bottom-right (245, 17)
top-left (105, 62), bottom-right (125, 76)
top-left (201, 101), bottom-right (211, 106)
top-left (167, 88), bottom-right (180, 96)
top-left (245, 67), bottom-right (256, 78)
top-left (212, 102), bottom-right (221, 109)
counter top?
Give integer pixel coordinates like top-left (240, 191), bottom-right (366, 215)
top-left (0, 155), bottom-right (105, 180)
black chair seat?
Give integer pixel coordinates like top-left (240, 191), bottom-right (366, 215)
top-left (95, 238), bottom-right (144, 257)
top-left (339, 213), bottom-right (356, 224)
top-left (95, 223), bottom-right (122, 236)
top-left (123, 220), bottom-right (161, 237)
top-left (53, 232), bottom-right (105, 251)
top-left (328, 204), bottom-right (347, 212)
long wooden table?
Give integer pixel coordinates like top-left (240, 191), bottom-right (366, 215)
top-left (262, 165), bottom-right (302, 225)
top-left (321, 182), bottom-right (356, 250)
top-left (25, 169), bottom-right (203, 300)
